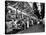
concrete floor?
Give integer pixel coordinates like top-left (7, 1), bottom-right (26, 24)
top-left (17, 24), bottom-right (45, 34)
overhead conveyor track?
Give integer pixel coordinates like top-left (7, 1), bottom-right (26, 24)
top-left (7, 5), bottom-right (39, 21)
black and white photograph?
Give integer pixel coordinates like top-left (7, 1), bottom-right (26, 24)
top-left (5, 0), bottom-right (45, 34)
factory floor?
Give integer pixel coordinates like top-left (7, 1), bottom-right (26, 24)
top-left (17, 24), bottom-right (45, 34)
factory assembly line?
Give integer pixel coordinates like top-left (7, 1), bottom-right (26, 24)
top-left (5, 1), bottom-right (45, 33)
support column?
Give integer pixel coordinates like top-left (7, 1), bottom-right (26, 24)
top-left (27, 20), bottom-right (29, 28)
top-left (26, 18), bottom-right (29, 28)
